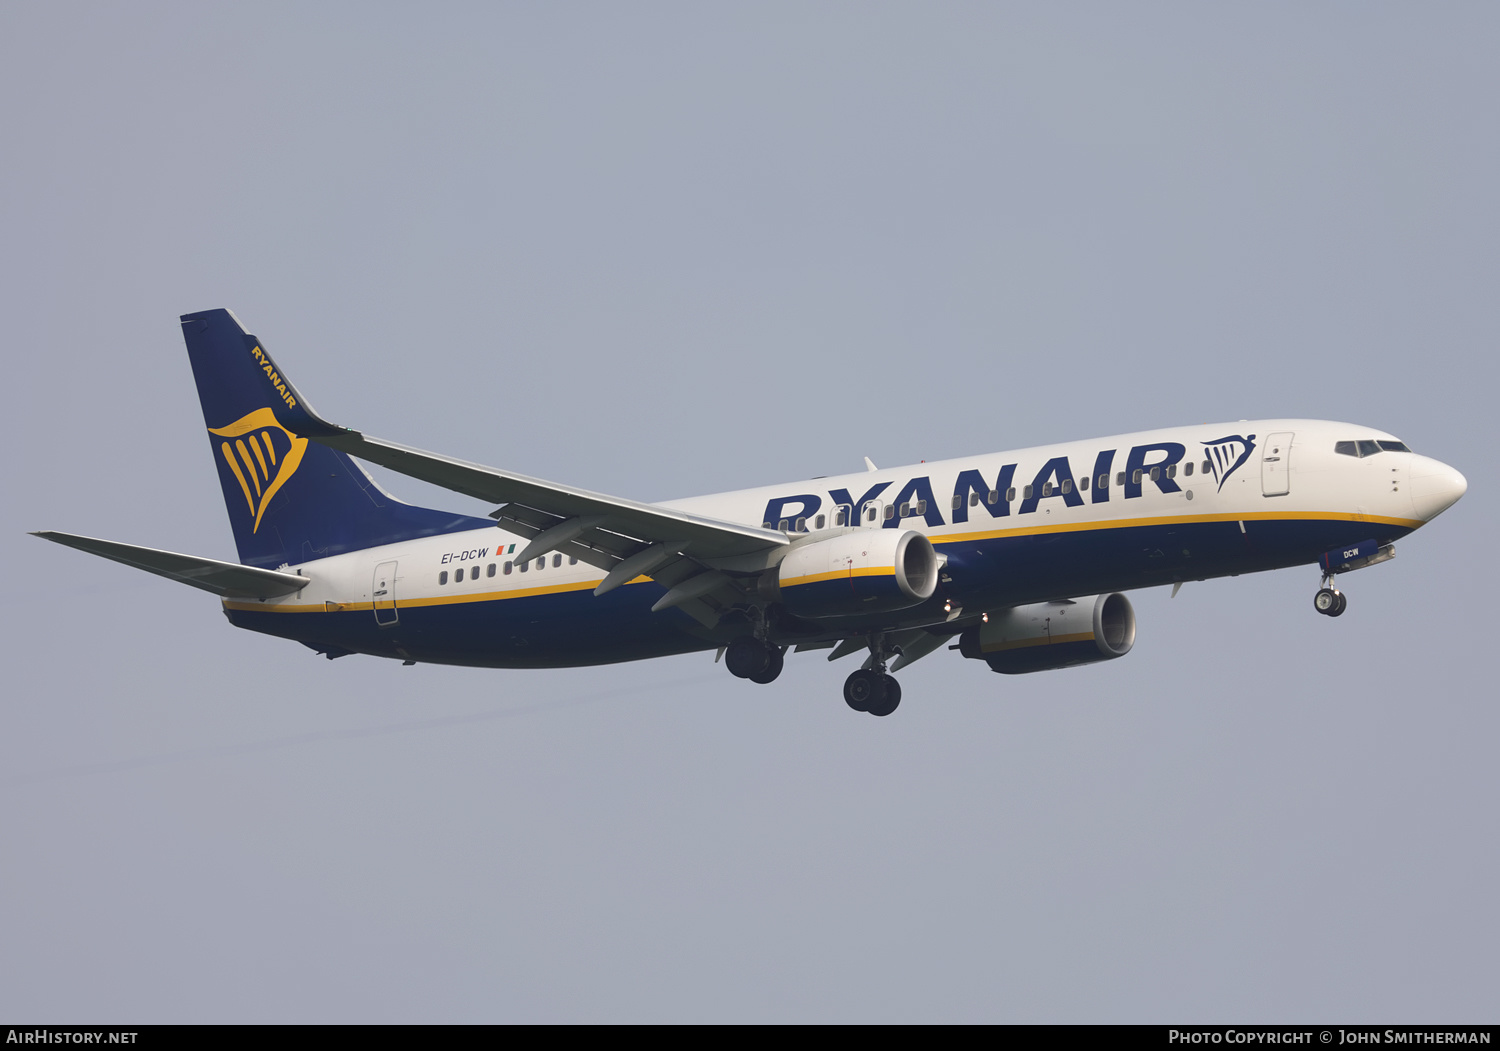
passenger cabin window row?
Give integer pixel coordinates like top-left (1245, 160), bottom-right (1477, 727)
top-left (439, 553), bottom-right (577, 585)
top-left (1335, 440), bottom-right (1411, 458)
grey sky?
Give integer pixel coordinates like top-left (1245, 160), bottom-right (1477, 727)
top-left (2, 3), bottom-right (1495, 1022)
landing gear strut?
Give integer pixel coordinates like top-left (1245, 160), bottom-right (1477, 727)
top-left (1313, 574), bottom-right (1347, 617)
top-left (843, 634), bottom-right (902, 716)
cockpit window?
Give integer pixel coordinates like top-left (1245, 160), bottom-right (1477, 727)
top-left (1336, 439), bottom-right (1409, 458)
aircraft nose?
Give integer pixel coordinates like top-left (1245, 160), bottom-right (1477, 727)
top-left (1409, 455), bottom-right (1467, 522)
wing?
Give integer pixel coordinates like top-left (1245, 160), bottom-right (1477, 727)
top-left (276, 394), bottom-right (789, 626)
top-left (31, 531), bottom-right (309, 600)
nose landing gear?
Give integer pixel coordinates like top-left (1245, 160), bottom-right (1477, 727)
top-left (1314, 575), bottom-right (1347, 617)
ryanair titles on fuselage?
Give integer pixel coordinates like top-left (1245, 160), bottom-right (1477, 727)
top-left (759, 435), bottom-right (1258, 529)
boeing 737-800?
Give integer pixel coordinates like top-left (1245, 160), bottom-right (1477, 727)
top-left (34, 309), bottom-right (1468, 716)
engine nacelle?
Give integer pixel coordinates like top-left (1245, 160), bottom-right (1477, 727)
top-left (959, 593), bottom-right (1136, 674)
top-left (774, 530), bottom-right (939, 619)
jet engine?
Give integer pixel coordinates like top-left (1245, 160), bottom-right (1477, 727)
top-left (772, 529), bottom-right (939, 619)
top-left (958, 593), bottom-right (1136, 674)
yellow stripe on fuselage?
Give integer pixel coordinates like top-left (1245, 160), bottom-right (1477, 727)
top-left (222, 510), bottom-right (1419, 614)
top-left (222, 576), bottom-right (605, 613)
top-left (933, 508), bottom-right (1420, 547)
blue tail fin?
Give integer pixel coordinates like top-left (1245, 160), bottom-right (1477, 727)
top-left (180, 309), bottom-right (492, 568)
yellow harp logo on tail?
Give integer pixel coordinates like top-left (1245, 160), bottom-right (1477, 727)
top-left (209, 408), bottom-right (309, 533)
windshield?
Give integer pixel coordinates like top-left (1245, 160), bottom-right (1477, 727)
top-left (1335, 439), bottom-right (1412, 458)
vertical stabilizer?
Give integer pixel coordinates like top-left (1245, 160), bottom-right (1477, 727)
top-left (180, 309), bottom-right (491, 568)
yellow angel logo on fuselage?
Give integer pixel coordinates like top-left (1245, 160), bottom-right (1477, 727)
top-left (209, 409), bottom-right (308, 533)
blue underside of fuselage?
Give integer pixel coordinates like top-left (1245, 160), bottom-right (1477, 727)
top-left (225, 516), bottom-right (1412, 668)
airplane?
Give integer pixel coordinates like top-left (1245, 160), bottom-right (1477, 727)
top-left (34, 309), bottom-right (1468, 717)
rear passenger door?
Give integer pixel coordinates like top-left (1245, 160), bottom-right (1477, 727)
top-left (372, 561), bottom-right (399, 626)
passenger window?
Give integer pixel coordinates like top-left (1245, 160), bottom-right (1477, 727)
top-left (536, 558), bottom-right (545, 571)
top-left (763, 522), bottom-right (773, 530)
top-left (1098, 474), bottom-right (1108, 489)
top-left (1358, 440), bottom-right (1381, 457)
top-left (1042, 482), bottom-right (1053, 497)
top-left (1080, 476), bottom-right (1089, 491)
top-left (898, 503), bottom-right (910, 517)
top-left (1132, 469), bottom-right (1143, 484)
top-left (1184, 462), bottom-right (1194, 477)
top-left (1166, 464), bottom-right (1176, 479)
top-left (504, 561), bottom-right (513, 575)
top-left (866, 505), bottom-right (877, 522)
top-left (1116, 472), bottom-right (1126, 486)
top-left (1149, 467), bottom-right (1160, 481)
top-left (986, 490), bottom-right (998, 505)
top-left (917, 500), bottom-right (927, 514)
top-left (519, 560), bottom-right (528, 573)
top-left (1006, 487), bottom-right (1016, 502)
top-left (970, 492), bottom-right (980, 507)
top-left (1023, 485), bottom-right (1033, 499)
top-left (1061, 479), bottom-right (1072, 494)
top-left (569, 556), bottom-right (577, 565)
top-left (883, 504), bottom-right (894, 521)
top-left (552, 554), bottom-right (562, 568)
top-left (487, 563), bottom-right (496, 577)
top-left (1201, 460), bottom-right (1211, 473)
top-left (778, 519), bottom-right (790, 533)
top-left (815, 514), bottom-right (826, 530)
top-left (439, 570), bottom-right (448, 585)
top-left (794, 516), bottom-right (807, 532)
top-left (834, 506), bottom-right (848, 526)
top-left (471, 566), bottom-right (480, 580)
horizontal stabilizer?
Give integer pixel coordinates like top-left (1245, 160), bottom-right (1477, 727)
top-left (31, 531), bottom-right (309, 600)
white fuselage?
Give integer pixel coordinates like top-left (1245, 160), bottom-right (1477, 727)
top-left (226, 419), bottom-right (1464, 666)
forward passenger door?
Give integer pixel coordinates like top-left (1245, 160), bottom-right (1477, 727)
top-left (1261, 432), bottom-right (1294, 497)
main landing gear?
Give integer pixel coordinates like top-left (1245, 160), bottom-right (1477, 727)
top-left (1313, 574), bottom-right (1347, 618)
top-left (723, 628), bottom-right (906, 717)
top-left (842, 634), bottom-right (902, 717)
top-left (844, 668), bottom-right (901, 718)
top-left (724, 636), bottom-right (784, 683)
